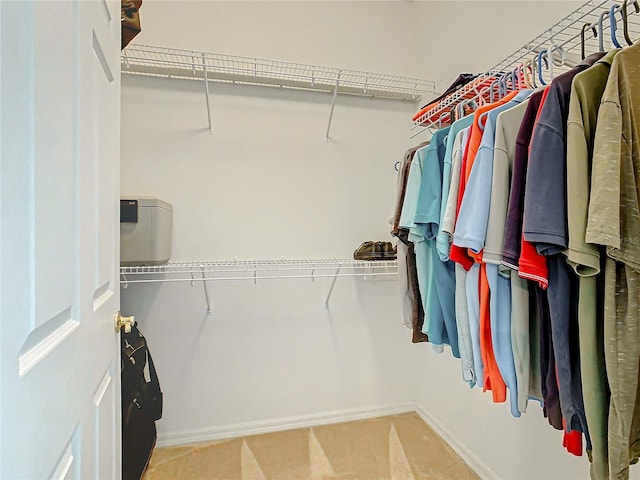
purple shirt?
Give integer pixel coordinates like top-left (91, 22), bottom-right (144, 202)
top-left (501, 89), bottom-right (546, 271)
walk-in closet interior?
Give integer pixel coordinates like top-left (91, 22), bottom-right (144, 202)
top-left (117, 1), bottom-right (640, 479)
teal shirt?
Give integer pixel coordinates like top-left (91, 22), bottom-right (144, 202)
top-left (415, 127), bottom-right (459, 357)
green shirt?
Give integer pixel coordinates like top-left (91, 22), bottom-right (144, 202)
top-left (566, 49), bottom-right (618, 480)
top-left (586, 44), bottom-right (640, 269)
top-left (586, 43), bottom-right (640, 479)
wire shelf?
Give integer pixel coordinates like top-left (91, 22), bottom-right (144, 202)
top-left (120, 258), bottom-right (398, 284)
top-left (411, 0), bottom-right (640, 133)
top-left (120, 258), bottom-right (398, 312)
top-left (121, 44), bottom-right (436, 102)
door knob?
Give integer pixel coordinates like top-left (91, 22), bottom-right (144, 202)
top-left (114, 311), bottom-right (135, 333)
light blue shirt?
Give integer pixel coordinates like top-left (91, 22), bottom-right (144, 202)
top-left (436, 116), bottom-right (474, 261)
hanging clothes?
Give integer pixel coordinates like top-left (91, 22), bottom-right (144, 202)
top-left (400, 23), bottom-right (640, 477)
top-left (392, 145), bottom-right (430, 344)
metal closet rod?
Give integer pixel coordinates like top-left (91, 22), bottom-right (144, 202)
top-left (412, 0), bottom-right (639, 132)
top-left (489, 0), bottom-right (639, 74)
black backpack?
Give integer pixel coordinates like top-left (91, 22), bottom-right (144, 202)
top-left (121, 323), bottom-right (163, 480)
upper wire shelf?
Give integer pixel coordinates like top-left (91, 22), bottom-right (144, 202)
top-left (120, 258), bottom-right (398, 284)
top-left (121, 44), bottom-right (436, 102)
top-left (411, 0), bottom-right (640, 133)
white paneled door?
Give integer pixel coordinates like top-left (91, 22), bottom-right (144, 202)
top-left (1, 1), bottom-right (122, 479)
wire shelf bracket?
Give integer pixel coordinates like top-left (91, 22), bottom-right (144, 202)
top-left (324, 263), bottom-right (344, 308)
top-left (325, 71), bottom-right (341, 142)
top-left (119, 258), bottom-right (398, 312)
top-left (201, 54), bottom-right (213, 135)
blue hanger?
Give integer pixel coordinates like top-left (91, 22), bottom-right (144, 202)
top-left (512, 69), bottom-right (519, 90)
top-left (537, 50), bottom-right (548, 86)
top-left (610, 5), bottom-right (623, 48)
top-left (499, 73), bottom-right (509, 98)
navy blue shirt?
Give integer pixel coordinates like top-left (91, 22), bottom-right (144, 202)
top-left (523, 52), bottom-right (604, 450)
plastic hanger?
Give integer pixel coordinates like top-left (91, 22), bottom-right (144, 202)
top-left (523, 59), bottom-right (537, 88)
top-left (498, 73), bottom-right (509, 98)
top-left (597, 11), bottom-right (609, 51)
top-left (510, 69), bottom-right (519, 91)
top-left (537, 50), bottom-right (548, 86)
top-left (546, 44), bottom-right (565, 80)
top-left (489, 79), bottom-right (500, 103)
top-left (457, 99), bottom-right (475, 119)
top-left (449, 106), bottom-right (457, 123)
top-left (610, 5), bottom-right (623, 48)
top-left (477, 85), bottom-right (488, 106)
top-left (622, 0), bottom-right (640, 46)
top-left (546, 47), bottom-right (555, 80)
top-left (581, 22), bottom-right (598, 59)
top-left (515, 65), bottom-right (527, 89)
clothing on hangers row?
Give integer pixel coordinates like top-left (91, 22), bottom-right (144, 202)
top-left (413, 0), bottom-right (640, 133)
top-left (392, 37), bottom-right (640, 480)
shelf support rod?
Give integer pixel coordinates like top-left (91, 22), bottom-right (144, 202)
top-left (199, 266), bottom-right (212, 315)
top-left (202, 53), bottom-right (213, 135)
top-left (324, 263), bottom-right (343, 308)
top-left (324, 71), bottom-right (341, 142)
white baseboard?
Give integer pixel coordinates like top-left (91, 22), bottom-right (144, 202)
top-left (413, 403), bottom-right (500, 480)
top-left (156, 402), bottom-right (416, 448)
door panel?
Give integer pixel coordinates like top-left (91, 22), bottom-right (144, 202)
top-left (0, 1), bottom-right (121, 478)
top-left (51, 428), bottom-right (81, 480)
top-left (94, 363), bottom-right (117, 480)
top-left (33, 0), bottom-right (77, 332)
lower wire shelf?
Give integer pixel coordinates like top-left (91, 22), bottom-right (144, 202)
top-left (119, 258), bottom-right (398, 313)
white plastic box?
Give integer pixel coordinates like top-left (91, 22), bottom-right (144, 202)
top-left (120, 197), bottom-right (173, 266)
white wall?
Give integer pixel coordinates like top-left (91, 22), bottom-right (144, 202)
top-left (120, 76), bottom-right (414, 259)
top-left (120, 73), bottom-right (428, 444)
top-left (132, 1), bottom-right (583, 91)
top-left (119, 1), bottom-right (622, 478)
top-left (415, 351), bottom-right (592, 479)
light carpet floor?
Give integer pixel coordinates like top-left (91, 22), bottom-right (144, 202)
top-left (143, 412), bottom-right (480, 480)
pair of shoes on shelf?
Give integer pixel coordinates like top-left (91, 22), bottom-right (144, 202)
top-left (353, 241), bottom-right (397, 261)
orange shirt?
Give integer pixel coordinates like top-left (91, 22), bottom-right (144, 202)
top-left (450, 91), bottom-right (520, 271)
top-left (479, 263), bottom-right (507, 401)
